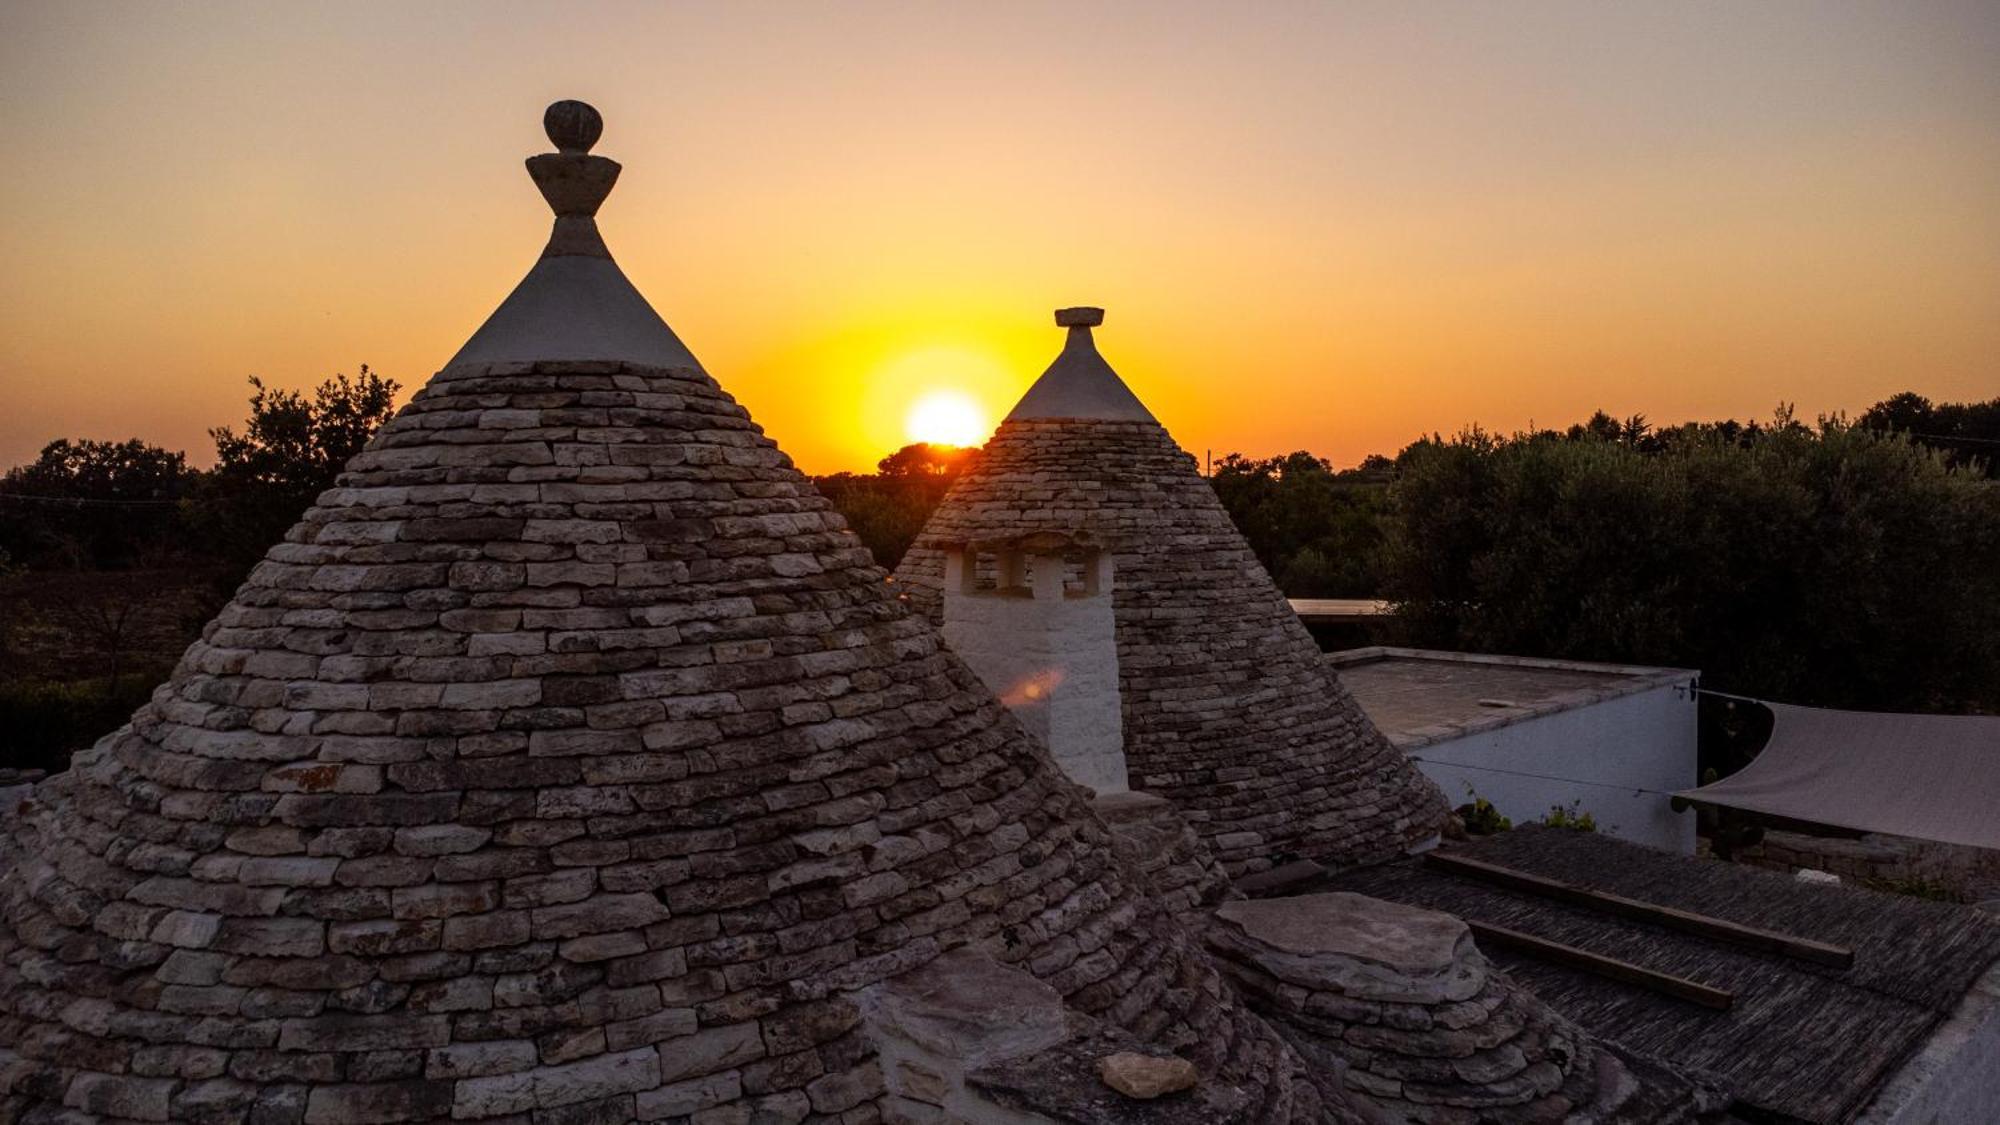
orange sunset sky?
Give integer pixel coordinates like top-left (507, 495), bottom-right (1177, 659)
top-left (2, 1), bottom-right (1996, 475)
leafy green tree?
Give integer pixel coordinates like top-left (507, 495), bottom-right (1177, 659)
top-left (1209, 451), bottom-right (1391, 597)
top-left (193, 367), bottom-right (400, 573)
top-left (1859, 391), bottom-right (2000, 477)
top-left (1860, 392), bottom-right (1936, 435)
top-left (813, 443), bottom-right (977, 568)
top-left (1378, 414), bottom-right (2000, 712)
top-left (1564, 410), bottom-right (1660, 449)
top-left (0, 438), bottom-right (192, 568)
top-left (874, 442), bottom-right (978, 479)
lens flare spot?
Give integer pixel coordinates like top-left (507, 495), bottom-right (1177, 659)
top-left (1001, 668), bottom-right (1065, 707)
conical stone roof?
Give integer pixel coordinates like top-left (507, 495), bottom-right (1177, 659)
top-left (895, 310), bottom-right (1449, 877)
top-left (1003, 307), bottom-right (1154, 424)
top-left (0, 105), bottom-right (1358, 1123)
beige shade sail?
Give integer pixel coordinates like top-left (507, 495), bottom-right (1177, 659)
top-left (1677, 702), bottom-right (2000, 850)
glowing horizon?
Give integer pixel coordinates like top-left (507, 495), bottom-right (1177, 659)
top-left (2, 3), bottom-right (1996, 476)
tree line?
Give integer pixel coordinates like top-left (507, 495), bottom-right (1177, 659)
top-left (1379, 405), bottom-right (1999, 713)
top-left (0, 369), bottom-right (400, 576)
top-left (810, 396), bottom-right (2000, 716)
top-left (0, 370), bottom-right (400, 769)
top-left (1, 380), bottom-right (1993, 774)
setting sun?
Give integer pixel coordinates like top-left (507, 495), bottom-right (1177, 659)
top-left (904, 389), bottom-right (990, 448)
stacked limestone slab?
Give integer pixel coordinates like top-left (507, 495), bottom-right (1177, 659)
top-left (894, 312), bottom-right (1448, 877)
top-left (1094, 793), bottom-right (1234, 929)
top-left (1207, 895), bottom-right (1727, 1124)
top-left (0, 103), bottom-right (1361, 1125)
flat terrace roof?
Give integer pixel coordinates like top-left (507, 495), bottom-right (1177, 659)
top-left (1326, 646), bottom-right (1695, 751)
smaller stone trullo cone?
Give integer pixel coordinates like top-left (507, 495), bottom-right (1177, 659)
top-left (894, 309), bottom-right (1451, 877)
top-left (0, 103), bottom-right (1359, 1124)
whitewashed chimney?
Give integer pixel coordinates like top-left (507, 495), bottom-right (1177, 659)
top-left (940, 534), bottom-right (1127, 794)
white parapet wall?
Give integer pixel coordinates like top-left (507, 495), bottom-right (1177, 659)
top-left (1329, 648), bottom-right (1699, 853)
top-left (1409, 682), bottom-right (1698, 852)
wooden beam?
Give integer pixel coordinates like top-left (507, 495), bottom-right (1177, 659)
top-left (1426, 851), bottom-right (1853, 969)
top-left (1288, 598), bottom-right (1394, 624)
top-left (1467, 920), bottom-right (1735, 1011)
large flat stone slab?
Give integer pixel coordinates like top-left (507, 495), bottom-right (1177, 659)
top-left (1211, 893), bottom-right (1484, 1005)
top-left (1217, 893), bottom-right (1467, 974)
top-left (863, 948), bottom-right (1069, 1066)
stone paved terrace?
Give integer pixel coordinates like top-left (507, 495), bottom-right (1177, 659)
top-left (1326, 647), bottom-right (1695, 751)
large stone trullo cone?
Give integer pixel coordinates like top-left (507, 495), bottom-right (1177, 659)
top-left (0, 105), bottom-right (1356, 1123)
top-left (895, 309), bottom-right (1450, 877)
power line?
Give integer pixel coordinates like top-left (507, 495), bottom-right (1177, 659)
top-left (1864, 428), bottom-right (2000, 447)
top-left (1690, 687), bottom-right (1770, 707)
top-left (1407, 755), bottom-right (1680, 798)
top-left (0, 492), bottom-right (183, 507)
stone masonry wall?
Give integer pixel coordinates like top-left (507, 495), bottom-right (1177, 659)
top-left (1735, 830), bottom-right (2000, 904)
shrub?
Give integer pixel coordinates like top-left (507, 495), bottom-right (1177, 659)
top-left (1542, 801), bottom-right (1598, 832)
top-left (1458, 794), bottom-right (1512, 835)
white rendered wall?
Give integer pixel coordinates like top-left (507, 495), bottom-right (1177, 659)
top-left (1406, 682), bottom-right (1697, 852)
top-left (940, 553), bottom-right (1128, 794)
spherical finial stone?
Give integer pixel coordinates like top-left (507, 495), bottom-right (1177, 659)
top-left (1056, 306), bottom-right (1104, 328)
top-left (544, 100), bottom-right (603, 155)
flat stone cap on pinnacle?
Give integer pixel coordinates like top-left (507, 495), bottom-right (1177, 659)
top-left (1003, 304), bottom-right (1156, 423)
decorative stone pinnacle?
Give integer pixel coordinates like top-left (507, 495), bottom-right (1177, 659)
top-left (544, 100), bottom-right (603, 155)
top-left (527, 100), bottom-right (620, 258)
top-left (1056, 307), bottom-right (1105, 328)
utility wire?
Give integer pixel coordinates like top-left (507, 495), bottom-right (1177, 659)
top-left (1406, 755), bottom-right (1680, 798)
top-left (1691, 687), bottom-right (1771, 706)
top-left (1862, 428), bottom-right (2000, 447)
top-left (0, 492), bottom-right (184, 507)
